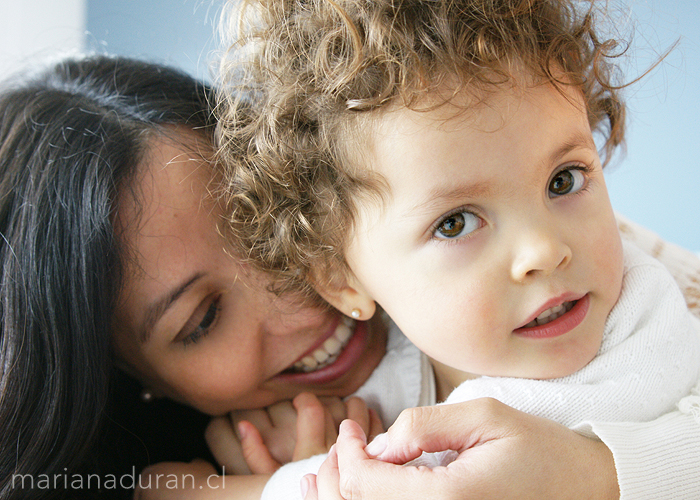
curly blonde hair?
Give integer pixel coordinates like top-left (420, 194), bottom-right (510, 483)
top-left (216, 0), bottom-right (628, 301)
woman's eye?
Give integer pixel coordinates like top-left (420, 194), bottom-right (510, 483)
top-left (548, 168), bottom-right (587, 197)
top-left (433, 211), bottom-right (481, 240)
top-left (182, 298), bottom-right (220, 347)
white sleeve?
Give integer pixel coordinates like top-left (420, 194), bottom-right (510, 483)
top-left (588, 408), bottom-right (700, 499)
top-left (578, 357), bottom-right (700, 500)
top-left (261, 454), bottom-right (326, 500)
top-left (584, 314), bottom-right (700, 499)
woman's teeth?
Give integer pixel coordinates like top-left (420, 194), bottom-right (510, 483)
top-left (523, 301), bottom-right (576, 328)
top-left (293, 317), bottom-right (355, 372)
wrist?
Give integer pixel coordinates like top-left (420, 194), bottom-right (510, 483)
top-left (589, 440), bottom-right (620, 500)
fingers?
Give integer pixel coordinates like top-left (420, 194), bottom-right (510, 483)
top-left (301, 474), bottom-right (318, 500)
top-left (344, 396), bottom-right (385, 442)
top-left (204, 416), bottom-right (250, 475)
top-left (238, 420), bottom-right (283, 474)
top-left (310, 446), bottom-right (347, 500)
top-left (293, 393), bottom-right (338, 461)
top-left (266, 400), bottom-right (300, 434)
top-left (236, 402), bottom-right (298, 464)
top-left (332, 421), bottom-right (432, 500)
top-left (293, 393), bottom-right (385, 462)
top-left (317, 396), bottom-right (347, 427)
top-left (372, 399), bottom-right (510, 464)
top-left (343, 397), bottom-right (370, 435)
top-left (367, 409), bottom-right (384, 442)
top-left (300, 474), bottom-right (318, 500)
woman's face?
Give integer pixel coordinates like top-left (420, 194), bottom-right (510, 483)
top-left (112, 128), bottom-right (386, 416)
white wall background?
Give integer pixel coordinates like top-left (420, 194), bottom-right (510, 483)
top-left (0, 0), bottom-right (86, 78)
top-left (604, 0), bottom-right (700, 251)
top-left (1, 0), bottom-right (698, 250)
top-left (85, 0), bottom-right (222, 82)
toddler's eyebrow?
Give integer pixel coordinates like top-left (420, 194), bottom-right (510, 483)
top-left (548, 131), bottom-right (597, 165)
top-left (411, 182), bottom-right (494, 214)
top-left (408, 131), bottom-right (596, 216)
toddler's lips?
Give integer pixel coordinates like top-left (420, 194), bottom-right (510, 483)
top-left (521, 300), bottom-right (576, 328)
top-left (515, 294), bottom-right (590, 339)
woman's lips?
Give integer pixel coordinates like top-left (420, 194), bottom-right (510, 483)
top-left (514, 294), bottom-right (590, 339)
top-left (275, 317), bottom-right (370, 385)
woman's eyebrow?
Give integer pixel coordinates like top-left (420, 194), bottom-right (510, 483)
top-left (140, 272), bottom-right (205, 344)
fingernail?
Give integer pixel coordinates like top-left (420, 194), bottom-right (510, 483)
top-left (365, 432), bottom-right (388, 457)
top-left (237, 421), bottom-right (247, 440)
top-left (300, 475), bottom-right (311, 497)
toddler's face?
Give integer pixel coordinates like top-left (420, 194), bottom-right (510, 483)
top-left (345, 81), bottom-right (624, 381)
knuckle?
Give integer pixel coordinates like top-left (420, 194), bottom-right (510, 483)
top-left (470, 397), bottom-right (507, 419)
top-left (293, 391), bottom-right (322, 409)
top-left (391, 405), bottom-right (433, 435)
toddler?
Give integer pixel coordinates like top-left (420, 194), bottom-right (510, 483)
top-left (216, 0), bottom-right (700, 496)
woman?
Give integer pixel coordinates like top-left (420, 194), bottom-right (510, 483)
top-left (0, 54), bottom-right (389, 500)
top-left (1, 54), bottom-right (698, 500)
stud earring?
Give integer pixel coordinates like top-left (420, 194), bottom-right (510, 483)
top-left (351, 308), bottom-right (361, 319)
top-left (140, 388), bottom-right (154, 403)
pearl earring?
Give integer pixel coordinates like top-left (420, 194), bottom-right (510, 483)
top-left (351, 308), bottom-right (361, 319)
top-left (140, 388), bottom-right (154, 403)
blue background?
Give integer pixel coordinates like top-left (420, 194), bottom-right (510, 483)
top-left (86, 0), bottom-right (700, 251)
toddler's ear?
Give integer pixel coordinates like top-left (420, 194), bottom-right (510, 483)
top-left (315, 273), bottom-right (376, 322)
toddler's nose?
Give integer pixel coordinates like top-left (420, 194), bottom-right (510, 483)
top-left (510, 223), bottom-right (572, 282)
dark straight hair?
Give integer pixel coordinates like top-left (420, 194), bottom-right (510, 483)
top-left (0, 55), bottom-right (214, 500)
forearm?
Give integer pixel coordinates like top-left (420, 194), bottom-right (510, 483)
top-left (135, 461), bottom-right (270, 500)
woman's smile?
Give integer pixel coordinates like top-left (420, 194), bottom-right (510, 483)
top-left (290, 316), bottom-right (356, 373)
top-left (275, 318), bottom-right (374, 385)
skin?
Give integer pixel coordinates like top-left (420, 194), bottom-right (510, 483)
top-left (328, 78), bottom-right (624, 392)
top-left (124, 95), bottom-right (698, 499)
top-left (305, 399), bottom-right (619, 500)
top-left (112, 127), bottom-right (387, 417)
top-left (305, 77), bottom-right (627, 498)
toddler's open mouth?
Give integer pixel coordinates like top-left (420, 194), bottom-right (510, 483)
top-left (522, 300), bottom-right (576, 328)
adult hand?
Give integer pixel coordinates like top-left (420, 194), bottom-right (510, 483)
top-left (305, 398), bottom-right (620, 500)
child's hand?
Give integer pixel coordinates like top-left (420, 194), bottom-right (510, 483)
top-left (290, 393), bottom-right (383, 462)
top-left (206, 393), bottom-right (383, 476)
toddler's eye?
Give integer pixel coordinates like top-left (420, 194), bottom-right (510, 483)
top-left (548, 168), bottom-right (586, 197)
top-left (433, 211), bottom-right (481, 240)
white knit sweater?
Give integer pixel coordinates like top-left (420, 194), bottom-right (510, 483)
top-left (261, 230), bottom-right (700, 499)
top-left (442, 240), bottom-right (700, 433)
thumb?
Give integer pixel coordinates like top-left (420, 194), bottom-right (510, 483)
top-left (334, 421), bottom-right (450, 500)
top-left (369, 400), bottom-right (508, 464)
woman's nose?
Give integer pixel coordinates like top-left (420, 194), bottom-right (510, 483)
top-left (510, 224), bottom-right (572, 282)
